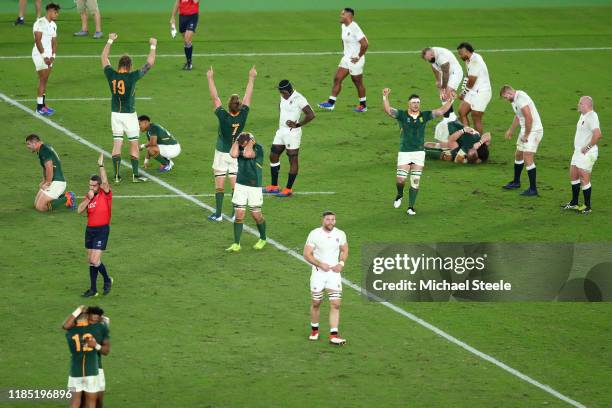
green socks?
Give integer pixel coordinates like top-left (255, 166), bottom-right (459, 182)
top-left (50, 195), bottom-right (67, 210)
top-left (256, 221), bottom-right (267, 240)
top-left (215, 191), bottom-right (224, 217)
top-left (425, 148), bottom-right (443, 160)
top-left (112, 155), bottom-right (121, 178)
top-left (233, 221), bottom-right (243, 244)
top-left (154, 154), bottom-right (170, 165)
top-left (409, 187), bottom-right (419, 207)
top-left (130, 158), bottom-right (140, 176)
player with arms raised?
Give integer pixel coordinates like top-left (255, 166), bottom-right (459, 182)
top-left (32, 3), bottom-right (60, 116)
top-left (101, 33), bottom-right (157, 184)
top-left (382, 89), bottom-right (453, 215)
top-left (304, 211), bottom-right (349, 345)
top-left (318, 8), bottom-right (369, 112)
top-left (206, 66), bottom-right (256, 221)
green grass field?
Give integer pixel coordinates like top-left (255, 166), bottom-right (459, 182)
top-left (1, 1), bottom-right (612, 407)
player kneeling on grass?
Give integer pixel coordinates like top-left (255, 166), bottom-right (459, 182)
top-left (63, 305), bottom-right (110, 408)
top-left (425, 122), bottom-right (491, 164)
top-left (25, 134), bottom-right (76, 212)
top-left (63, 306), bottom-right (110, 408)
top-left (138, 115), bottom-right (181, 173)
top-left (226, 133), bottom-right (267, 252)
top-left (304, 211), bottom-right (349, 345)
top-left (382, 88), bottom-right (454, 216)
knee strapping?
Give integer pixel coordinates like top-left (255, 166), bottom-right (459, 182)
top-left (397, 169), bottom-right (408, 179)
top-left (311, 291), bottom-right (324, 301)
top-left (410, 171), bottom-right (422, 189)
top-left (328, 292), bottom-right (342, 300)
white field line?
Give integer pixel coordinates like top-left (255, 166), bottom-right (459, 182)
top-left (0, 47), bottom-right (610, 59)
top-left (0, 92), bottom-right (586, 408)
top-left (76, 192), bottom-right (336, 199)
top-left (13, 97), bottom-right (152, 102)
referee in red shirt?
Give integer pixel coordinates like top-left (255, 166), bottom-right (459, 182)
top-left (78, 153), bottom-right (113, 297)
top-left (170, 0), bottom-right (200, 70)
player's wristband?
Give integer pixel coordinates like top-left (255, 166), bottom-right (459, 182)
top-left (99, 165), bottom-right (104, 168)
top-left (150, 45), bottom-right (156, 50)
top-left (72, 307), bottom-right (82, 318)
top-left (339, 261), bottom-right (345, 266)
top-left (95, 344), bottom-right (102, 351)
top-left (107, 39), bottom-right (114, 45)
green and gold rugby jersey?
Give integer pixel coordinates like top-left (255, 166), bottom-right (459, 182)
top-left (215, 105), bottom-right (249, 153)
top-left (104, 65), bottom-right (145, 113)
top-left (395, 110), bottom-right (433, 152)
top-left (147, 123), bottom-right (178, 145)
top-left (38, 143), bottom-right (65, 182)
top-left (66, 325), bottom-right (100, 377)
top-left (236, 143), bottom-right (263, 187)
top-left (88, 322), bottom-right (110, 369)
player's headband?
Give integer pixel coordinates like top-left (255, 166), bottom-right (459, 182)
top-left (278, 80), bottom-right (293, 93)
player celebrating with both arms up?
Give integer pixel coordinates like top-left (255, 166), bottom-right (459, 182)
top-left (382, 89), bottom-right (454, 215)
top-left (101, 33), bottom-right (157, 184)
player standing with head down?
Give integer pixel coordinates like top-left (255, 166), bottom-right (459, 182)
top-left (32, 3), bottom-right (60, 116)
top-left (318, 8), bottom-right (369, 112)
top-left (170, 0), bottom-right (200, 70)
top-left (456, 42), bottom-right (492, 135)
top-left (78, 154), bottom-right (113, 298)
top-left (101, 33), bottom-right (157, 184)
top-left (500, 85), bottom-right (544, 196)
top-left (562, 96), bottom-right (602, 214)
top-left (382, 89), bottom-right (453, 215)
top-left (206, 66), bottom-right (256, 221)
top-left (263, 80), bottom-right (315, 197)
top-left (304, 211), bottom-right (349, 345)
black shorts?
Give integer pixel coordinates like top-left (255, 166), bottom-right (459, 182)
top-left (179, 13), bottom-right (199, 33)
top-left (85, 225), bottom-right (110, 250)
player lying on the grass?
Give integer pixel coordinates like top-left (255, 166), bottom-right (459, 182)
top-left (25, 134), bottom-right (76, 212)
top-left (382, 88), bottom-right (453, 216)
top-left (318, 8), bottom-right (369, 112)
top-left (227, 132), bottom-right (267, 252)
top-left (78, 154), bottom-right (113, 298)
top-left (562, 96), bottom-right (602, 214)
top-left (304, 211), bottom-right (349, 345)
top-left (32, 3), bottom-right (60, 116)
top-left (424, 123), bottom-right (491, 164)
top-left (206, 66), bottom-right (256, 222)
top-left (63, 306), bottom-right (110, 408)
top-left (138, 115), bottom-right (181, 173)
top-left (263, 80), bottom-right (315, 197)
top-left (101, 33), bottom-right (157, 184)
top-left (500, 85), bottom-right (544, 197)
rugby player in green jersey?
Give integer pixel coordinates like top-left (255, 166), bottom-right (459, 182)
top-left (382, 88), bottom-right (454, 215)
top-left (206, 65), bottom-right (256, 222)
top-left (25, 134), bottom-right (76, 212)
top-left (63, 306), bottom-right (110, 408)
top-left (138, 116), bottom-right (181, 173)
top-left (101, 33), bottom-right (157, 184)
top-left (226, 132), bottom-right (267, 252)
top-left (425, 122), bottom-right (491, 164)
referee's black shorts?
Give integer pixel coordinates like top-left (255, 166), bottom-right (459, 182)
top-left (85, 225), bottom-right (110, 250)
top-left (179, 13), bottom-right (199, 33)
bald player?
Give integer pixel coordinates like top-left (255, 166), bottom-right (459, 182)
top-left (562, 96), bottom-right (602, 214)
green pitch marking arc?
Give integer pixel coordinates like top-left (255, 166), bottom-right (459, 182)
top-left (2, 0), bottom-right (612, 13)
top-left (0, 91), bottom-right (588, 408)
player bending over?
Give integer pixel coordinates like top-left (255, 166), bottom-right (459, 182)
top-left (425, 123), bottom-right (491, 164)
top-left (138, 116), bottom-right (181, 173)
top-left (25, 134), bottom-right (76, 212)
top-left (304, 211), bottom-right (349, 345)
top-left (101, 33), bottom-right (157, 183)
top-left (206, 66), bottom-right (256, 221)
top-left (227, 133), bottom-right (267, 252)
top-left (382, 88), bottom-right (453, 215)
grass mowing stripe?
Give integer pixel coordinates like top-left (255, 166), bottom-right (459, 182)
top-left (1, 47), bottom-right (611, 59)
top-left (0, 92), bottom-right (587, 408)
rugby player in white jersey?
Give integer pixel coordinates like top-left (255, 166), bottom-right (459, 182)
top-left (562, 96), bottom-right (602, 214)
top-left (32, 3), bottom-right (60, 116)
top-left (304, 211), bottom-right (349, 345)
top-left (421, 46), bottom-right (463, 142)
top-left (263, 80), bottom-right (315, 197)
top-left (318, 8), bottom-right (369, 113)
top-left (456, 42), bottom-right (492, 135)
top-left (500, 85), bottom-right (544, 196)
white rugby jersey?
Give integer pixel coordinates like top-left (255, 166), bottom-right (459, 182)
top-left (574, 111), bottom-right (600, 150)
top-left (431, 47), bottom-right (462, 74)
top-left (342, 21), bottom-right (365, 58)
top-left (306, 227), bottom-right (347, 273)
top-left (278, 90), bottom-right (309, 129)
top-left (466, 52), bottom-right (491, 93)
top-left (32, 17), bottom-right (57, 57)
top-left (512, 90), bottom-right (543, 133)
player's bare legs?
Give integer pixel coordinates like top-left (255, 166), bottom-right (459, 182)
top-left (458, 100), bottom-right (471, 127)
top-left (327, 290), bottom-right (345, 344)
top-left (37, 67), bottom-right (51, 107)
top-left (350, 74), bottom-right (367, 111)
top-left (309, 292), bottom-right (323, 340)
top-left (393, 163), bottom-right (411, 209)
top-left (319, 68), bottom-right (349, 110)
top-left (281, 148), bottom-right (299, 195)
top-left (264, 144), bottom-right (285, 192)
top-left (16, 0), bottom-right (41, 24)
top-left (564, 165), bottom-right (582, 210)
top-left (471, 110), bottom-right (485, 135)
top-left (34, 188), bottom-right (52, 212)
